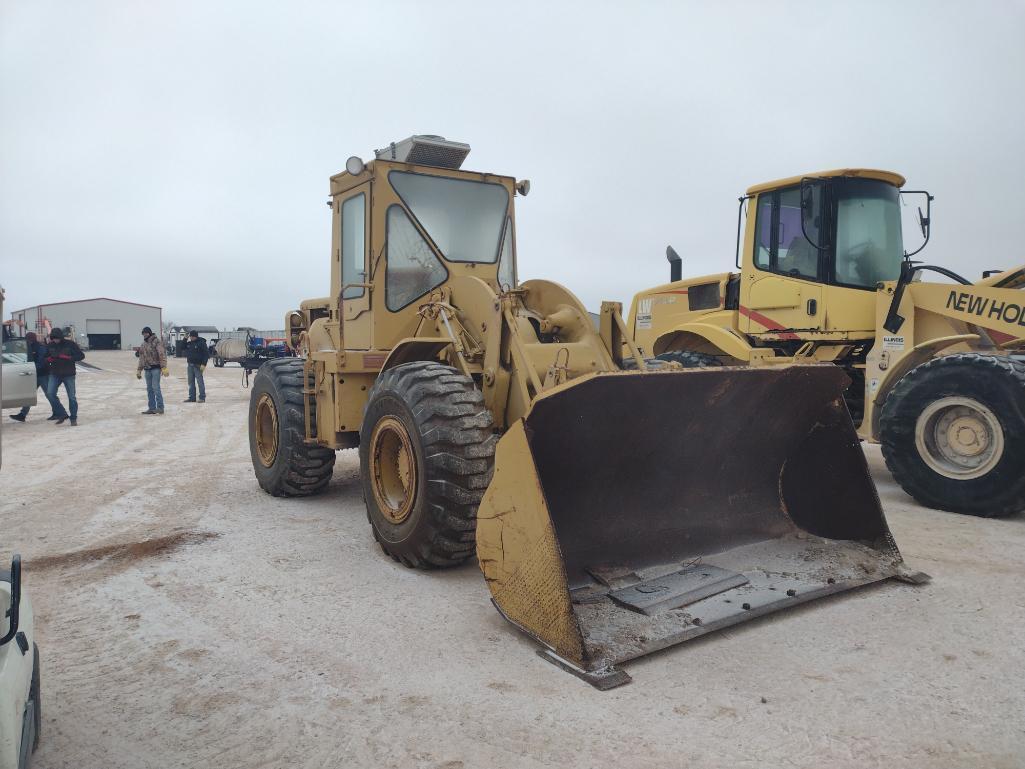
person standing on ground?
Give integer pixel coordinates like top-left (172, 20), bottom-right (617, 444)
top-left (45, 328), bottom-right (84, 426)
top-left (8, 331), bottom-right (58, 423)
top-left (183, 330), bottom-right (209, 403)
top-left (137, 326), bottom-right (169, 415)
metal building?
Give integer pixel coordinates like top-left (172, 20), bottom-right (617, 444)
top-left (8, 297), bottom-right (162, 350)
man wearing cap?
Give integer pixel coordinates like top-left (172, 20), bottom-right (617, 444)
top-left (45, 328), bottom-right (85, 425)
top-left (182, 329), bottom-right (209, 403)
top-left (137, 326), bottom-right (169, 414)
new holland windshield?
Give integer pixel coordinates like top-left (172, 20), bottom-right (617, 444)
top-left (389, 171), bottom-right (510, 264)
top-left (833, 178), bottom-right (903, 289)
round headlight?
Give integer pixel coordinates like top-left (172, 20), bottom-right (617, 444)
top-left (346, 156), bottom-right (365, 176)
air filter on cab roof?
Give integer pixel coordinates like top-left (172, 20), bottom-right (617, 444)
top-left (374, 135), bottom-right (471, 169)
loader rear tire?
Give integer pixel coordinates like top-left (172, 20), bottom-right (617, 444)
top-left (880, 354), bottom-right (1025, 517)
top-left (249, 358), bottom-right (336, 497)
top-left (360, 361), bottom-right (495, 569)
top-left (655, 350), bottom-right (722, 367)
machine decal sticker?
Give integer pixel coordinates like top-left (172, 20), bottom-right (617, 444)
top-left (946, 290), bottom-right (1025, 327)
top-left (882, 336), bottom-right (905, 350)
top-left (636, 298), bottom-right (653, 329)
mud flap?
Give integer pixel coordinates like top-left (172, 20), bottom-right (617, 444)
top-left (476, 365), bottom-right (917, 684)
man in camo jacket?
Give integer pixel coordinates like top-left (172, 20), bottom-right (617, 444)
top-left (136, 326), bottom-right (169, 414)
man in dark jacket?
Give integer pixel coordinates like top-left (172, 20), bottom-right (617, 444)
top-left (8, 331), bottom-right (58, 423)
top-left (183, 330), bottom-right (209, 403)
top-left (45, 328), bottom-right (84, 425)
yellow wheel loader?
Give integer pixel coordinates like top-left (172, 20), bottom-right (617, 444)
top-left (248, 140), bottom-right (924, 688)
top-left (630, 169), bottom-right (1025, 518)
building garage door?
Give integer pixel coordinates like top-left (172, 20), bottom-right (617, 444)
top-left (86, 319), bottom-right (122, 350)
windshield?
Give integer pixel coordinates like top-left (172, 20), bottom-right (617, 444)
top-left (389, 171), bottom-right (509, 263)
top-left (833, 179), bottom-right (903, 288)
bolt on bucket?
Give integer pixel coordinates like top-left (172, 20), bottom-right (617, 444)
top-left (476, 364), bottom-right (921, 688)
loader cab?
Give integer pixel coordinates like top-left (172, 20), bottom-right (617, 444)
top-left (741, 170), bottom-right (908, 340)
top-left (328, 136), bottom-right (522, 353)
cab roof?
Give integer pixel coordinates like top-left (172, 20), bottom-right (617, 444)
top-left (746, 168), bottom-right (905, 195)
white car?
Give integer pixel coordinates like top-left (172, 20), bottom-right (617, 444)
top-left (1, 288), bottom-right (42, 768)
top-left (1, 337), bottom-right (37, 413)
top-left (0, 558), bottom-right (39, 769)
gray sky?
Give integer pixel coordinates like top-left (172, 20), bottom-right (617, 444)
top-left (3, 1), bottom-right (1024, 328)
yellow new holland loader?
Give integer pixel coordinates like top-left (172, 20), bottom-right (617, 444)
top-left (630, 170), bottom-right (1025, 518)
top-left (249, 139), bottom-right (924, 688)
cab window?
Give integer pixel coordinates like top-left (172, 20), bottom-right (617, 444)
top-left (341, 193), bottom-right (366, 299)
top-left (752, 187), bottom-right (821, 281)
top-left (385, 206), bottom-right (448, 311)
top-left (832, 178), bottom-right (903, 289)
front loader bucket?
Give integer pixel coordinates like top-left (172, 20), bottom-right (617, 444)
top-left (476, 365), bottom-right (919, 688)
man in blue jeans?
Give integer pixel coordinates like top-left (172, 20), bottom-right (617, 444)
top-left (182, 329), bottom-right (209, 403)
top-left (44, 328), bottom-right (84, 425)
top-left (136, 326), bottom-right (169, 414)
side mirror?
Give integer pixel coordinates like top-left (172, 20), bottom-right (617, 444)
top-left (799, 178), bottom-right (830, 251)
top-left (666, 246), bottom-right (682, 282)
top-left (901, 190), bottom-right (934, 258)
top-left (0, 554), bottom-right (21, 646)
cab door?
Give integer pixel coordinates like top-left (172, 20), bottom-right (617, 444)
top-left (337, 184), bottom-right (372, 350)
top-left (2, 338), bottom-right (38, 408)
top-left (742, 187), bottom-right (823, 337)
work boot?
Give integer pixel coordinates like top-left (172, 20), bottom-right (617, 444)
top-left (8, 414), bottom-right (26, 422)
top-left (46, 415), bottom-right (59, 420)
top-left (156, 408), bottom-right (165, 414)
top-left (199, 398), bottom-right (206, 403)
top-left (141, 409), bottom-right (156, 415)
top-left (70, 418), bottom-right (78, 426)
top-left (183, 398), bottom-right (196, 403)
top-left (55, 416), bottom-right (67, 424)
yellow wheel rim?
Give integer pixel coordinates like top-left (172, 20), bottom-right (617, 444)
top-left (370, 416), bottom-right (418, 524)
top-left (254, 393), bottom-right (279, 468)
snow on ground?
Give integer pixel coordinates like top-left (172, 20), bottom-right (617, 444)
top-left (1, 351), bottom-right (1023, 769)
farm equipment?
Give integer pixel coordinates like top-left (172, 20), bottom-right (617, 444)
top-left (214, 335), bottom-right (291, 375)
top-left (248, 139), bottom-right (923, 687)
top-left (629, 169), bottom-right (1025, 517)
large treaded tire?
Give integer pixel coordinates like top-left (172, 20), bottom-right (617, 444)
top-left (360, 361), bottom-right (495, 569)
top-left (249, 359), bottom-right (336, 497)
top-left (655, 350), bottom-right (723, 367)
top-left (880, 354), bottom-right (1025, 517)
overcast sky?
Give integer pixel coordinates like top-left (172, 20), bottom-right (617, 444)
top-left (2, 1), bottom-right (1024, 329)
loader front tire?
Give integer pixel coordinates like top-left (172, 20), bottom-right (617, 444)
top-left (360, 361), bottom-right (495, 569)
top-left (880, 354), bottom-right (1025, 517)
top-left (249, 359), bottom-right (336, 497)
top-left (655, 350), bottom-right (722, 368)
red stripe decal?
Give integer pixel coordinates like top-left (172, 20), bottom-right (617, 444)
top-left (984, 327), bottom-right (1018, 345)
top-left (738, 305), bottom-right (800, 340)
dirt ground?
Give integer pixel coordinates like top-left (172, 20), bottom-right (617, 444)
top-left (1, 350), bottom-right (1022, 769)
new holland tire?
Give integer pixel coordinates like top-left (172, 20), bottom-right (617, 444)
top-left (360, 361), bottom-right (495, 569)
top-left (880, 354), bottom-right (1025, 517)
top-left (249, 358), bottom-right (336, 497)
top-left (655, 350), bottom-right (723, 367)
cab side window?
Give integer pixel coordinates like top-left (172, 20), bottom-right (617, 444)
top-left (341, 193), bottom-right (366, 299)
top-left (753, 187), bottom-right (821, 281)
